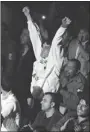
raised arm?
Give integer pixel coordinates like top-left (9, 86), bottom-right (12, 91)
top-left (47, 17), bottom-right (71, 72)
top-left (22, 7), bottom-right (42, 60)
top-left (51, 17), bottom-right (71, 47)
top-left (41, 17), bottom-right (71, 91)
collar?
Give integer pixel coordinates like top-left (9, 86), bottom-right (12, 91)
top-left (77, 117), bottom-right (89, 124)
top-left (1, 91), bottom-right (12, 100)
top-left (45, 109), bottom-right (55, 118)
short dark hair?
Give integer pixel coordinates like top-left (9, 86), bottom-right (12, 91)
top-left (1, 77), bottom-right (12, 92)
top-left (69, 59), bottom-right (81, 71)
top-left (44, 92), bottom-right (63, 109)
top-left (44, 92), bottom-right (56, 103)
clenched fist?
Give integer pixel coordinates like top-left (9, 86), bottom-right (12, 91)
top-left (22, 6), bottom-right (30, 18)
top-left (62, 17), bottom-right (71, 28)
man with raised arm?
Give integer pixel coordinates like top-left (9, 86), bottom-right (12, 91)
top-left (22, 6), bottom-right (71, 96)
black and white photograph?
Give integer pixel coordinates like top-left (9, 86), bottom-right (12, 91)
top-left (1, 1), bottom-right (90, 132)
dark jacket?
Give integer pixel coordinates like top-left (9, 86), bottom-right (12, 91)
top-left (32, 110), bottom-right (62, 131)
top-left (14, 47), bottom-right (35, 100)
top-left (66, 118), bottom-right (90, 132)
top-left (60, 72), bottom-right (86, 110)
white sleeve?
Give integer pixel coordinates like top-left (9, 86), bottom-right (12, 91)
top-left (1, 102), bottom-right (14, 118)
top-left (47, 26), bottom-right (67, 73)
top-left (52, 26), bottom-right (67, 46)
top-left (27, 19), bottom-right (42, 60)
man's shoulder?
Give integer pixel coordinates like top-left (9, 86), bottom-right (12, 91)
top-left (37, 111), bottom-right (45, 117)
top-left (76, 72), bottom-right (86, 84)
top-left (53, 110), bottom-right (63, 118)
top-left (7, 93), bottom-right (17, 103)
top-left (82, 120), bottom-right (90, 132)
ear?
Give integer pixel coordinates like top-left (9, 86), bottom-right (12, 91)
top-left (51, 102), bottom-right (55, 108)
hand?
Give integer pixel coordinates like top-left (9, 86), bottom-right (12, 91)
top-left (60, 118), bottom-right (74, 131)
top-left (27, 98), bottom-right (34, 108)
top-left (74, 125), bottom-right (82, 132)
top-left (22, 6), bottom-right (30, 17)
top-left (62, 17), bottom-right (71, 28)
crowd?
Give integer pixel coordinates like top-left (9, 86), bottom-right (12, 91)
top-left (1, 6), bottom-right (90, 132)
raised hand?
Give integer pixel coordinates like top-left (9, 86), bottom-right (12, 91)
top-left (62, 17), bottom-right (71, 28)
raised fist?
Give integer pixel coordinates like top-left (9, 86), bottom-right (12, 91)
top-left (22, 6), bottom-right (30, 17)
top-left (62, 17), bottom-right (71, 28)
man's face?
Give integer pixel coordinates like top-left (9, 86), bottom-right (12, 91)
top-left (78, 29), bottom-right (89, 42)
top-left (20, 29), bottom-right (30, 44)
top-left (77, 99), bottom-right (89, 117)
top-left (64, 61), bottom-right (77, 78)
top-left (41, 94), bottom-right (53, 111)
top-left (40, 44), bottom-right (50, 58)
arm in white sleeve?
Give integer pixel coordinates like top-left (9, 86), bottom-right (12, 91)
top-left (47, 26), bottom-right (67, 73)
top-left (27, 17), bottom-right (42, 60)
top-left (1, 102), bottom-right (14, 118)
top-left (51, 26), bottom-right (67, 47)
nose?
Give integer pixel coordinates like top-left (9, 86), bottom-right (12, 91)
top-left (40, 100), bottom-right (43, 104)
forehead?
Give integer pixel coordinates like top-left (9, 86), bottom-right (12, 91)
top-left (66, 61), bottom-right (75, 68)
top-left (21, 29), bottom-right (29, 35)
top-left (43, 94), bottom-right (52, 101)
top-left (79, 99), bottom-right (86, 105)
top-left (79, 29), bottom-right (85, 33)
top-left (78, 100), bottom-right (88, 108)
top-left (79, 29), bottom-right (88, 35)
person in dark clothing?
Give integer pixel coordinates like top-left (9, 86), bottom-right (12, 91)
top-left (1, 22), bottom-right (17, 80)
top-left (51, 98), bottom-right (89, 132)
top-left (60, 59), bottom-right (86, 110)
top-left (13, 28), bottom-right (35, 124)
top-left (21, 92), bottom-right (62, 132)
top-left (68, 28), bottom-right (90, 78)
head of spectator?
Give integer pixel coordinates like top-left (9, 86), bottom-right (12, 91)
top-left (77, 29), bottom-right (89, 43)
top-left (1, 22), bottom-right (9, 40)
top-left (77, 99), bottom-right (89, 119)
top-left (40, 92), bottom-right (56, 114)
top-left (64, 59), bottom-right (81, 78)
top-left (1, 77), bottom-right (12, 96)
top-left (20, 28), bottom-right (31, 46)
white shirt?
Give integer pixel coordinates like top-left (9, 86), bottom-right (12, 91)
top-left (27, 18), bottom-right (66, 93)
top-left (1, 91), bottom-right (21, 131)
